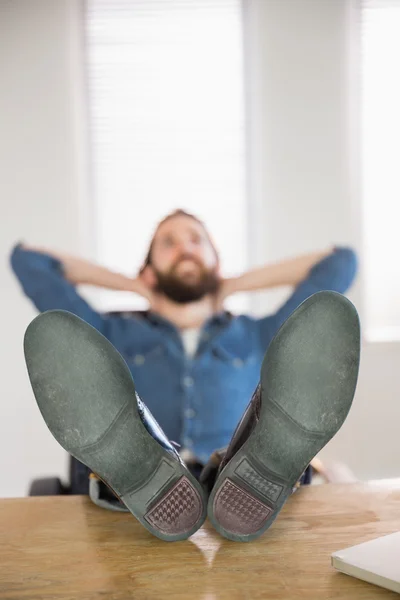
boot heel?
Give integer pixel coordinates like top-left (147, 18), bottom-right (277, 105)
top-left (143, 476), bottom-right (203, 536)
top-left (213, 478), bottom-right (273, 536)
top-left (120, 458), bottom-right (205, 538)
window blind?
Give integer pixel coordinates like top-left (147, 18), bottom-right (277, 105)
top-left (85, 0), bottom-right (248, 312)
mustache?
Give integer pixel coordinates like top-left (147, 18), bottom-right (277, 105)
top-left (172, 255), bottom-right (203, 270)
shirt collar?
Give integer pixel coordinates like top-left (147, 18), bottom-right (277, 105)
top-left (146, 309), bottom-right (231, 331)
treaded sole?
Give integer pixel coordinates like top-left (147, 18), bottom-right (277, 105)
top-left (24, 310), bottom-right (207, 542)
top-left (207, 291), bottom-right (360, 542)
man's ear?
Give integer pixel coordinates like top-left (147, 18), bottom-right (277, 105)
top-left (140, 265), bottom-right (157, 288)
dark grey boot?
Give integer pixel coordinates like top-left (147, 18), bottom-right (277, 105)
top-left (205, 291), bottom-right (360, 542)
top-left (24, 310), bottom-right (207, 542)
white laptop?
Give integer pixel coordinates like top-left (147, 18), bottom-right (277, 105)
top-left (331, 531), bottom-right (400, 594)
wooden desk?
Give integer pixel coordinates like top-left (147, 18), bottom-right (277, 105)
top-left (1, 481), bottom-right (399, 599)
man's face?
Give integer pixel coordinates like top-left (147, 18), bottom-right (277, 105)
top-left (148, 215), bottom-right (220, 303)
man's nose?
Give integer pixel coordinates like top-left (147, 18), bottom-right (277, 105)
top-left (178, 240), bottom-right (195, 254)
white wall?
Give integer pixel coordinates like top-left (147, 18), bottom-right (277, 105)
top-left (245, 0), bottom-right (400, 480)
top-left (0, 0), bottom-right (88, 496)
top-left (0, 0), bottom-right (398, 497)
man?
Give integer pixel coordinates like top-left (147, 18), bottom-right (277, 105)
top-left (11, 209), bottom-right (360, 541)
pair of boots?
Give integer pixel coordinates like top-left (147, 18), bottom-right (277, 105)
top-left (24, 291), bottom-right (360, 543)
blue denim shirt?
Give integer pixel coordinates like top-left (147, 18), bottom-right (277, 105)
top-left (10, 243), bottom-right (357, 464)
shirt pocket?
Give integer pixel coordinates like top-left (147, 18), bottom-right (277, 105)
top-left (126, 343), bottom-right (165, 368)
top-left (210, 343), bottom-right (257, 369)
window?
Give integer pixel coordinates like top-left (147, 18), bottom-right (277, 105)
top-left (85, 0), bottom-right (248, 313)
top-left (362, 0), bottom-right (400, 340)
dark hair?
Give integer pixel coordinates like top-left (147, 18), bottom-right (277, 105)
top-left (139, 209), bottom-right (219, 275)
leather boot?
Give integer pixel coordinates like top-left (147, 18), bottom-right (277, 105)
top-left (204, 291), bottom-right (360, 542)
top-left (24, 309), bottom-right (207, 542)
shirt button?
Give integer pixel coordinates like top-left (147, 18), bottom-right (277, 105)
top-left (133, 354), bottom-right (145, 365)
top-left (183, 376), bottom-right (194, 388)
top-left (233, 358), bottom-right (244, 368)
top-left (185, 408), bottom-right (196, 419)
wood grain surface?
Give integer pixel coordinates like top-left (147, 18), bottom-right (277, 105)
top-left (1, 481), bottom-right (399, 599)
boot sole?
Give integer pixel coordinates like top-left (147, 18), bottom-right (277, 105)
top-left (207, 291), bottom-right (360, 542)
top-left (24, 310), bottom-right (207, 542)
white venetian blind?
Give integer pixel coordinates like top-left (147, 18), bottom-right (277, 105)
top-left (362, 0), bottom-right (400, 340)
top-left (84, 0), bottom-right (248, 313)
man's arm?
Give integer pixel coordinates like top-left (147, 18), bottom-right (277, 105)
top-left (253, 246), bottom-right (358, 348)
top-left (9, 242), bottom-right (152, 332)
top-left (221, 247), bottom-right (334, 297)
top-left (21, 243), bottom-right (152, 300)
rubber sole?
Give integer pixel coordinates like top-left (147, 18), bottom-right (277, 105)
top-left (207, 291), bottom-right (360, 542)
top-left (24, 310), bottom-right (207, 542)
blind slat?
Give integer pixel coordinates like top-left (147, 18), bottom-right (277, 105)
top-left (85, 0), bottom-right (248, 313)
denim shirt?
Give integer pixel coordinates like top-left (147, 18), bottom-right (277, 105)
top-left (10, 243), bottom-right (358, 464)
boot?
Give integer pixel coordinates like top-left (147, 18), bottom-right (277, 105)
top-left (23, 310), bottom-right (207, 542)
top-left (203, 291), bottom-right (360, 542)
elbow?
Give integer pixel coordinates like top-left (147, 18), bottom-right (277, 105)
top-left (9, 241), bottom-right (25, 277)
top-left (333, 246), bottom-right (359, 292)
top-left (309, 245), bottom-right (359, 295)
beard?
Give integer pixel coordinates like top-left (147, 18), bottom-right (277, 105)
top-left (153, 256), bottom-right (220, 304)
